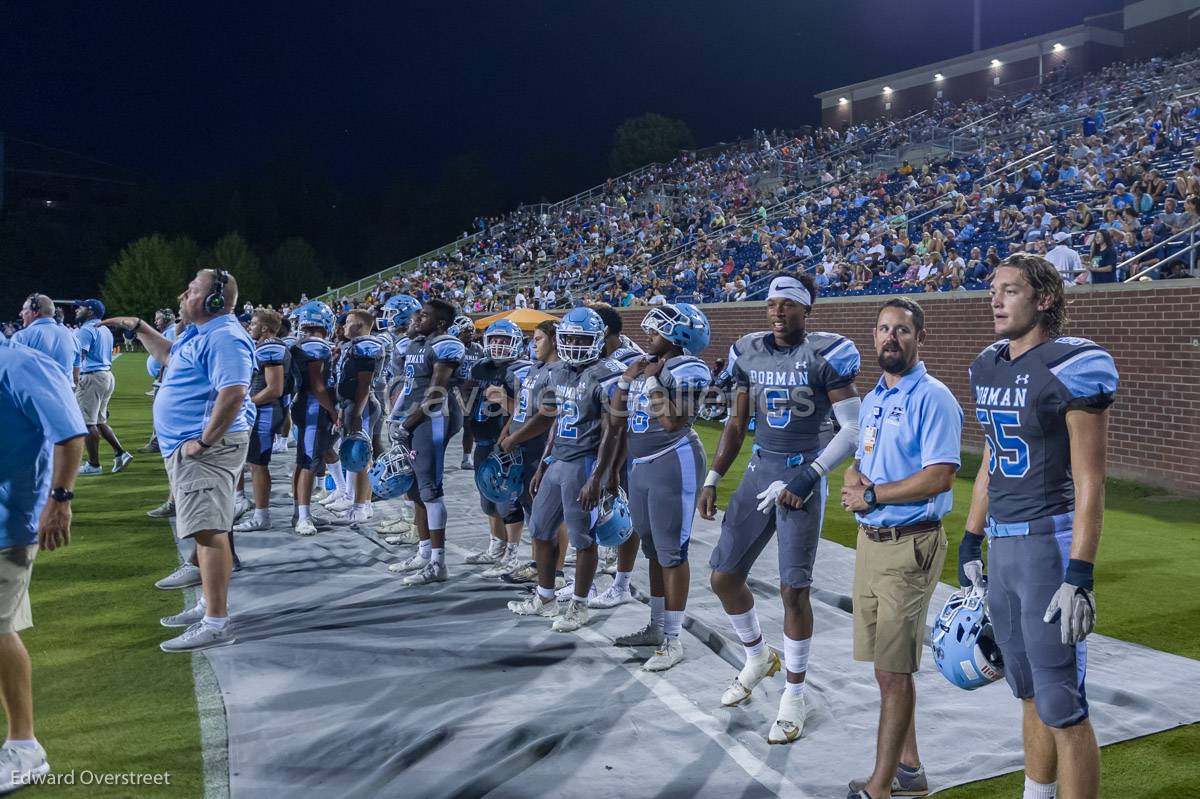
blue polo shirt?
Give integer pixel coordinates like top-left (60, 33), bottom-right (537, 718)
top-left (0, 339), bottom-right (88, 548)
top-left (76, 319), bottom-right (113, 374)
top-left (152, 315), bottom-right (255, 457)
top-left (146, 324), bottom-right (178, 380)
top-left (855, 361), bottom-right (963, 528)
top-left (12, 318), bottom-right (80, 378)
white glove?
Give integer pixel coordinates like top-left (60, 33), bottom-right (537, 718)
top-left (962, 560), bottom-right (986, 600)
top-left (1043, 583), bottom-right (1096, 645)
top-left (755, 480), bottom-right (787, 514)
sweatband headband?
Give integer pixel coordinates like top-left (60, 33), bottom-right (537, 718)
top-left (767, 276), bottom-right (812, 307)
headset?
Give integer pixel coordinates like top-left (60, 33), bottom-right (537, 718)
top-left (26, 294), bottom-right (42, 315)
top-left (205, 269), bottom-right (228, 314)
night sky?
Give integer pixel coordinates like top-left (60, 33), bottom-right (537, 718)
top-left (3, 0), bottom-right (1122, 193)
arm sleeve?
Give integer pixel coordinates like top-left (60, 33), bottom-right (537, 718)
top-left (813, 396), bottom-right (861, 474)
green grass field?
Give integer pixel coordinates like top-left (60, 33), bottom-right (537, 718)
top-left (19, 355), bottom-right (1197, 797)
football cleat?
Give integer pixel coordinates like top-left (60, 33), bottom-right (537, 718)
top-left (384, 528), bottom-right (420, 546)
top-left (613, 622), bottom-right (665, 648)
top-left (500, 562), bottom-right (538, 585)
top-left (402, 561), bottom-right (447, 586)
top-left (721, 649), bottom-right (782, 706)
top-left (339, 505), bottom-right (372, 526)
top-left (767, 691), bottom-right (806, 745)
top-left (377, 516), bottom-right (411, 533)
top-left (465, 539), bottom-right (505, 565)
top-left (642, 638), bottom-right (685, 672)
top-left (324, 495), bottom-right (354, 513)
top-left (233, 515), bottom-right (271, 532)
top-left (232, 496), bottom-right (251, 521)
top-left (294, 518), bottom-right (318, 536)
top-left (551, 600), bottom-right (590, 632)
top-left (481, 551), bottom-right (521, 578)
top-left (78, 463), bottom-right (102, 476)
top-left (388, 554), bottom-right (429, 574)
top-left (588, 581), bottom-right (632, 609)
top-left (111, 451), bottom-right (134, 473)
top-left (507, 595), bottom-right (559, 617)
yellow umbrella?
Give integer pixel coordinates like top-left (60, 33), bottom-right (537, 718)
top-left (473, 308), bottom-right (560, 332)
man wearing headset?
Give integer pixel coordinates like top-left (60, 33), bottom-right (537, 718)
top-left (103, 269), bottom-right (255, 652)
top-left (14, 294), bottom-right (79, 383)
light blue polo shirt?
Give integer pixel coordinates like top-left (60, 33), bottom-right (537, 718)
top-left (152, 315), bottom-right (255, 457)
top-left (855, 361), bottom-right (963, 528)
top-left (146, 323), bottom-right (179, 380)
top-left (76, 319), bottom-right (114, 373)
top-left (12, 317), bottom-right (80, 378)
top-left (0, 339), bottom-right (88, 548)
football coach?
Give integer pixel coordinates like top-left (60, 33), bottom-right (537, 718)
top-left (841, 298), bottom-right (963, 799)
top-left (102, 268), bottom-right (254, 653)
top-left (0, 337), bottom-right (86, 791)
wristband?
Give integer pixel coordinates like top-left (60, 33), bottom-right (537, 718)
top-left (643, 375), bottom-right (662, 393)
top-left (703, 470), bottom-right (722, 488)
top-left (197, 439), bottom-right (212, 449)
top-left (1064, 558), bottom-right (1094, 590)
top-left (616, 378), bottom-right (631, 391)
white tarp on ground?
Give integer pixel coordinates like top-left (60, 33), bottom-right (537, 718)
top-left (172, 438), bottom-right (1200, 798)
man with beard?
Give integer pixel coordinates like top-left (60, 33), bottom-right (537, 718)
top-left (841, 298), bottom-right (962, 799)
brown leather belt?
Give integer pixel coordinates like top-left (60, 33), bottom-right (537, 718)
top-left (859, 521), bottom-right (941, 543)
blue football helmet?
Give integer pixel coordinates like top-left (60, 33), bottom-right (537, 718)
top-left (380, 295), bottom-right (421, 332)
top-left (475, 448), bottom-right (525, 505)
top-left (556, 307), bottom-right (606, 364)
top-left (931, 589), bottom-right (1005, 690)
top-left (339, 430), bottom-right (373, 474)
top-left (593, 488), bottom-right (633, 547)
top-left (369, 442), bottom-right (415, 500)
top-left (449, 314), bottom-right (475, 337)
top-left (295, 301), bottom-right (335, 336)
top-left (483, 319), bottom-right (524, 361)
top-left (641, 302), bottom-right (711, 356)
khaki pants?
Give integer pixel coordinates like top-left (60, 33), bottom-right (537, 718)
top-left (164, 432), bottom-right (250, 540)
top-left (76, 370), bottom-right (115, 425)
top-left (0, 545), bottom-right (39, 634)
top-left (852, 524), bottom-right (947, 673)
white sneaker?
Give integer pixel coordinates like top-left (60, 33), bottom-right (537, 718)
top-left (161, 600), bottom-right (207, 628)
top-left (233, 515), bottom-right (271, 532)
top-left (465, 539), bottom-right (505, 565)
top-left (460, 454), bottom-right (473, 470)
top-left (377, 516), bottom-right (411, 533)
top-left (767, 691), bottom-right (807, 745)
top-left (232, 497), bottom-right (251, 521)
top-left (721, 648), bottom-right (782, 706)
top-left (402, 560), bottom-right (448, 585)
top-left (154, 562), bottom-right (201, 590)
top-left (613, 622), bottom-right (665, 648)
top-left (294, 518), bottom-right (318, 536)
top-left (312, 487), bottom-right (330, 504)
top-left (599, 548), bottom-right (618, 576)
top-left (588, 581), bottom-right (632, 609)
top-left (384, 528), bottom-right (420, 546)
top-left (340, 505), bottom-right (372, 525)
top-left (0, 743), bottom-right (49, 793)
top-left (78, 463), bottom-right (102, 476)
top-left (388, 554), bottom-right (429, 574)
top-left (324, 495), bottom-right (354, 513)
top-left (481, 551), bottom-right (520, 578)
top-left (160, 620), bottom-right (236, 652)
top-left (551, 600), bottom-right (590, 632)
top-left (146, 500), bottom-right (176, 519)
top-left (555, 577), bottom-right (578, 602)
top-left (643, 637), bottom-right (685, 672)
top-left (272, 436), bottom-right (289, 454)
top-left (111, 451), bottom-right (133, 473)
top-left (507, 595), bottom-right (559, 617)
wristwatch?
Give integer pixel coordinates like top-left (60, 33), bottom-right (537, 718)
top-left (50, 487), bottom-right (74, 503)
top-left (863, 485), bottom-right (879, 511)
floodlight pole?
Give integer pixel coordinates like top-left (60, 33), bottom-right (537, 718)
top-left (972, 0), bottom-right (982, 52)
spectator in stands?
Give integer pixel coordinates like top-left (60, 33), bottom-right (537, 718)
top-left (1087, 228), bottom-right (1120, 284)
top-left (1046, 232), bottom-right (1083, 284)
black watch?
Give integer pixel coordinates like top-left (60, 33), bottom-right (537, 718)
top-left (50, 487), bottom-right (74, 503)
top-left (863, 486), bottom-right (879, 511)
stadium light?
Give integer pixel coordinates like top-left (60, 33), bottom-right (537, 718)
top-left (838, 97), bottom-right (848, 105)
top-left (882, 86), bottom-right (892, 94)
top-left (1052, 42), bottom-right (1065, 52)
top-left (990, 59), bottom-right (1003, 67)
top-left (934, 73), bottom-right (944, 81)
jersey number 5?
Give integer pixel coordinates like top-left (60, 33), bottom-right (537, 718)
top-left (976, 409), bottom-right (1030, 478)
top-left (764, 388), bottom-right (792, 429)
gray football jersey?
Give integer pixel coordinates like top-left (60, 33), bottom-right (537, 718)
top-left (728, 330), bottom-right (861, 453)
top-left (399, 333), bottom-right (465, 418)
top-left (454, 341), bottom-right (485, 387)
top-left (969, 336), bottom-right (1118, 522)
top-left (548, 357), bottom-right (625, 461)
top-left (627, 355), bottom-right (712, 458)
top-left (510, 359), bottom-right (554, 456)
top-left (389, 335), bottom-right (411, 381)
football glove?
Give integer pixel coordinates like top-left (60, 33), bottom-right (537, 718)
top-left (755, 480), bottom-right (787, 514)
top-left (958, 531), bottom-right (985, 591)
top-left (1043, 559), bottom-right (1096, 645)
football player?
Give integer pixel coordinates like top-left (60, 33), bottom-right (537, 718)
top-left (232, 308), bottom-right (289, 532)
top-left (332, 309), bottom-right (385, 525)
top-left (289, 302), bottom-right (339, 536)
top-left (451, 315), bottom-right (484, 471)
top-left (501, 307), bottom-right (624, 631)
top-left (376, 296), bottom-right (422, 542)
top-left (611, 303), bottom-right (712, 671)
top-left (387, 299), bottom-right (465, 585)
top-left (699, 272), bottom-right (861, 744)
top-left (956, 254), bottom-right (1117, 799)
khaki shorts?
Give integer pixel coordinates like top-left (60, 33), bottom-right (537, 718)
top-left (76, 370), bottom-right (115, 425)
top-left (0, 545), bottom-right (39, 634)
top-left (164, 432), bottom-right (250, 540)
top-left (852, 524), bottom-right (947, 673)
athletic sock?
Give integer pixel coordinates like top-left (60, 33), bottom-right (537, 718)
top-left (536, 586), bottom-right (556, 602)
top-left (297, 504), bottom-right (311, 521)
top-left (612, 571), bottom-right (631, 592)
top-left (898, 762), bottom-right (922, 776)
top-left (418, 540), bottom-right (432, 560)
top-left (4, 739), bottom-right (40, 750)
top-left (1023, 777), bottom-right (1056, 799)
top-left (783, 635), bottom-right (811, 678)
top-left (329, 462), bottom-right (347, 497)
top-left (650, 595), bottom-right (665, 629)
top-left (203, 615), bottom-right (229, 630)
top-left (783, 681), bottom-right (806, 697)
top-left (353, 502), bottom-right (370, 515)
top-left (664, 609), bottom-right (684, 641)
top-left (430, 548), bottom-right (445, 566)
top-left (253, 508), bottom-right (269, 524)
top-left (728, 608), bottom-right (764, 657)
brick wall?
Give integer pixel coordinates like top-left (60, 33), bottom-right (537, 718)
top-left (612, 279), bottom-right (1200, 494)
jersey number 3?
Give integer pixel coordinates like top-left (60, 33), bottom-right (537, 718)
top-left (976, 409), bottom-right (1030, 478)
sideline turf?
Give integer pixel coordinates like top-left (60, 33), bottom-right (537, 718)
top-left (24, 354), bottom-right (202, 797)
top-left (695, 423), bottom-right (1200, 796)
